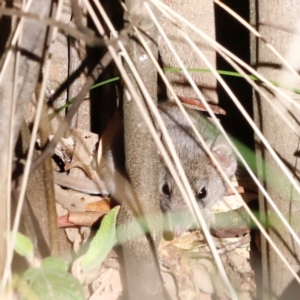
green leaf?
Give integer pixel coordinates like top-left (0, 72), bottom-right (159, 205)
top-left (42, 257), bottom-right (69, 274)
top-left (13, 274), bottom-right (40, 300)
top-left (5, 232), bottom-right (34, 258)
top-left (21, 258), bottom-right (84, 300)
top-left (81, 206), bottom-right (120, 271)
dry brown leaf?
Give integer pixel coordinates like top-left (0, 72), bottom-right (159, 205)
top-left (89, 268), bottom-right (122, 300)
top-left (55, 185), bottom-right (106, 212)
top-left (67, 211), bottom-right (107, 227)
top-left (85, 198), bottom-right (110, 212)
top-left (160, 245), bottom-right (198, 299)
top-left (227, 186), bottom-right (244, 195)
top-left (69, 128), bottom-right (99, 180)
top-left (178, 96), bottom-right (226, 115)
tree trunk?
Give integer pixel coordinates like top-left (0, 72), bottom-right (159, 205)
top-left (159, 0), bottom-right (218, 104)
top-left (117, 2), bottom-right (165, 300)
top-left (251, 1), bottom-right (300, 298)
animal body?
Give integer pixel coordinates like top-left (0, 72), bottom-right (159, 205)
top-left (99, 101), bottom-right (237, 233)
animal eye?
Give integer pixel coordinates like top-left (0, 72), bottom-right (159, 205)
top-left (197, 187), bottom-right (207, 200)
top-left (161, 182), bottom-right (171, 197)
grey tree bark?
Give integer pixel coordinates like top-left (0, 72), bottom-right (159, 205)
top-left (0, 44), bottom-right (14, 278)
top-left (0, 13), bottom-right (13, 275)
top-left (251, 1), bottom-right (300, 298)
top-left (159, 0), bottom-right (218, 104)
top-left (117, 1), bottom-right (217, 298)
top-left (0, 0), bottom-right (52, 276)
top-left (116, 2), bottom-right (165, 300)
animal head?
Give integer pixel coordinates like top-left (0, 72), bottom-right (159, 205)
top-left (158, 103), bottom-right (237, 234)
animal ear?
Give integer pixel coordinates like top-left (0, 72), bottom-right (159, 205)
top-left (211, 135), bottom-right (237, 177)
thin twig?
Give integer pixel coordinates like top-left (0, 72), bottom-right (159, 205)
top-left (0, 7), bottom-right (104, 47)
top-left (39, 100), bottom-right (60, 256)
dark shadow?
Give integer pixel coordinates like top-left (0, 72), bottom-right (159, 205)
top-left (254, 62), bottom-right (282, 69)
top-left (0, 1), bottom-right (12, 56)
top-left (46, 58), bottom-right (88, 106)
top-left (287, 109), bottom-right (300, 129)
top-left (87, 0), bottom-right (123, 135)
top-left (215, 1), bottom-right (264, 298)
top-left (215, 0), bottom-right (254, 152)
top-left (157, 53), bottom-right (168, 101)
